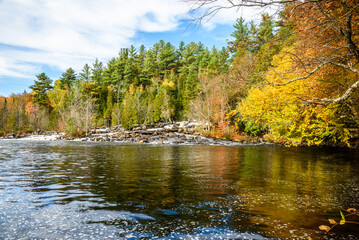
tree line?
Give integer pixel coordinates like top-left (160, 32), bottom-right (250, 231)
top-left (1, 0), bottom-right (358, 145)
top-left (0, 40), bottom-right (229, 136)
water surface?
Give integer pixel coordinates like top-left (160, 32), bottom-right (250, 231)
top-left (0, 140), bottom-right (358, 239)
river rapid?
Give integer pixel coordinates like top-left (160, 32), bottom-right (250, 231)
top-left (0, 140), bottom-right (358, 239)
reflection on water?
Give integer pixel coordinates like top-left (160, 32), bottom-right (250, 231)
top-left (0, 140), bottom-right (358, 239)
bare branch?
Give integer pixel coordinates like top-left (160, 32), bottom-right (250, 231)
top-left (267, 62), bottom-right (327, 87)
top-left (329, 61), bottom-right (359, 74)
top-left (306, 79), bottom-right (359, 105)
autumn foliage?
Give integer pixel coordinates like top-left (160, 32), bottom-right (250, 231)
top-left (1, 0), bottom-right (359, 145)
top-left (213, 0), bottom-right (359, 145)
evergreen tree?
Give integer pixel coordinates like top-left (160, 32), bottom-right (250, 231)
top-left (254, 13), bottom-right (274, 51)
top-left (199, 48), bottom-right (211, 73)
top-left (142, 48), bottom-right (156, 84)
top-left (176, 41), bottom-right (186, 63)
top-left (218, 47), bottom-right (229, 73)
top-left (102, 58), bottom-right (117, 85)
top-left (183, 64), bottom-right (199, 113)
top-left (59, 68), bottom-right (76, 89)
top-left (252, 13), bottom-right (277, 83)
top-left (91, 58), bottom-right (104, 83)
top-left (79, 64), bottom-right (91, 82)
top-left (228, 17), bottom-right (250, 59)
top-left (158, 42), bottom-right (177, 76)
top-left (181, 42), bottom-right (198, 66)
top-left (137, 45), bottom-right (146, 68)
top-left (29, 73), bottom-right (53, 109)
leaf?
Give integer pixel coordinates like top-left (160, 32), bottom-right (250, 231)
top-left (328, 219), bottom-right (337, 225)
top-left (340, 219), bottom-right (345, 225)
top-left (319, 225), bottom-right (331, 232)
top-left (340, 211), bottom-right (346, 221)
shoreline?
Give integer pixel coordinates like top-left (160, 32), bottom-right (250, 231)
top-left (0, 121), bottom-right (357, 148)
top-left (0, 122), bottom-right (263, 147)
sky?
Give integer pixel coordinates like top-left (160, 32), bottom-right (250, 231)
top-left (0, 0), bottom-right (264, 97)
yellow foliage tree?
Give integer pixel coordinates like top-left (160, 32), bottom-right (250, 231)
top-left (47, 80), bottom-right (68, 130)
top-left (239, 47), bottom-right (351, 145)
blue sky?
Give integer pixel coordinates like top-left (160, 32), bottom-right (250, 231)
top-left (0, 0), bottom-right (263, 97)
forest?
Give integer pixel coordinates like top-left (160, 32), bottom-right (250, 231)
top-left (1, 0), bottom-right (358, 146)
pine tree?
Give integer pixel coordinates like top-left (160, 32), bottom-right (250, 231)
top-left (59, 68), bottom-right (76, 89)
top-left (183, 64), bottom-right (199, 113)
top-left (255, 13), bottom-right (274, 51)
top-left (176, 41), bottom-right (186, 63)
top-left (29, 73), bottom-right (53, 109)
top-left (91, 58), bottom-right (104, 83)
top-left (228, 17), bottom-right (250, 59)
top-left (142, 48), bottom-right (156, 84)
top-left (158, 42), bottom-right (177, 76)
top-left (79, 64), bottom-right (91, 82)
top-left (252, 13), bottom-right (277, 83)
top-left (199, 48), bottom-right (211, 74)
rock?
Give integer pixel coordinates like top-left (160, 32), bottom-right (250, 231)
top-left (180, 135), bottom-right (187, 140)
top-left (185, 129), bottom-right (195, 134)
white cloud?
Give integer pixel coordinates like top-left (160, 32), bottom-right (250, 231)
top-left (0, 55), bottom-right (38, 79)
top-left (0, 0), bottom-right (191, 79)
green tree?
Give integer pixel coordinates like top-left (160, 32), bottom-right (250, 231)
top-left (29, 73), bottom-right (53, 109)
top-left (59, 68), bottom-right (76, 89)
top-left (0, 98), bottom-right (8, 131)
top-left (47, 80), bottom-right (69, 130)
top-left (104, 86), bottom-right (113, 127)
top-left (79, 64), bottom-right (91, 82)
top-left (158, 42), bottom-right (177, 76)
top-left (228, 17), bottom-right (249, 59)
top-left (91, 58), bottom-right (103, 83)
top-left (142, 48), bottom-right (156, 84)
top-left (121, 86), bottom-right (138, 130)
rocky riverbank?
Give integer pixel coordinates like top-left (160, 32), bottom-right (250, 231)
top-left (3, 122), bottom-right (356, 147)
top-left (65, 122), bottom-right (265, 146)
top-left (0, 122), bottom-right (265, 146)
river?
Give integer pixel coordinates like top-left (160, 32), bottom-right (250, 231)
top-left (0, 140), bottom-right (358, 239)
